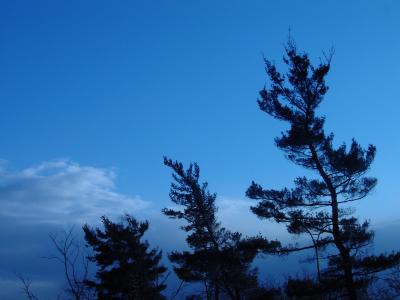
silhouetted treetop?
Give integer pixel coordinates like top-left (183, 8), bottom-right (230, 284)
top-left (83, 215), bottom-right (167, 300)
top-left (163, 157), bottom-right (279, 299)
top-left (162, 157), bottom-right (222, 250)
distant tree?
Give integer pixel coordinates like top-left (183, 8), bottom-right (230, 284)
top-left (83, 215), bottom-right (168, 300)
top-left (246, 40), bottom-right (400, 299)
top-left (163, 157), bottom-right (279, 300)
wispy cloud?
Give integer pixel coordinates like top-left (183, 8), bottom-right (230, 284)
top-left (0, 159), bottom-right (149, 224)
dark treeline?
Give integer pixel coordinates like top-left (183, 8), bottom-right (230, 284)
top-left (20, 42), bottom-right (400, 300)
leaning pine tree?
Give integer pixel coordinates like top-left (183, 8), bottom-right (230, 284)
top-left (163, 157), bottom-right (279, 300)
top-left (246, 41), bottom-right (400, 299)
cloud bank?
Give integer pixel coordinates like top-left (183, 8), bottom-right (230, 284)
top-left (0, 159), bottom-right (149, 224)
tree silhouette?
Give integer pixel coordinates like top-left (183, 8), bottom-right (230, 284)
top-left (83, 215), bottom-right (168, 300)
top-left (46, 229), bottom-right (94, 300)
top-left (163, 157), bottom-right (279, 300)
top-left (17, 228), bottom-right (94, 300)
top-left (246, 40), bottom-right (400, 299)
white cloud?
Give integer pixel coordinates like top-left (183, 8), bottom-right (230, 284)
top-left (0, 159), bottom-right (150, 224)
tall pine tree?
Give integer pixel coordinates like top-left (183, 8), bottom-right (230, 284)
top-left (246, 41), bottom-right (400, 299)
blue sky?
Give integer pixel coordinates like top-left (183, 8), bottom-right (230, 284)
top-left (1, 0), bottom-right (400, 298)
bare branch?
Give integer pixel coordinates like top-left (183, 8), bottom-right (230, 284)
top-left (16, 274), bottom-right (40, 300)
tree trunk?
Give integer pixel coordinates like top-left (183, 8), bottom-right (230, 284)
top-left (331, 195), bottom-right (357, 300)
top-left (309, 145), bottom-right (357, 300)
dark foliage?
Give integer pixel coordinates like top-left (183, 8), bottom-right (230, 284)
top-left (163, 157), bottom-right (280, 300)
top-left (284, 276), bottom-right (346, 300)
top-left (83, 215), bottom-right (167, 300)
top-left (246, 40), bottom-right (400, 299)
top-left (386, 263), bottom-right (400, 298)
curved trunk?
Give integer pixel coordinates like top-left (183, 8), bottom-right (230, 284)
top-left (309, 145), bottom-right (357, 300)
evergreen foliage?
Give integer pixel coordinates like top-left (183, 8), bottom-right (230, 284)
top-left (83, 215), bottom-right (167, 300)
top-left (246, 40), bottom-right (400, 299)
top-left (163, 157), bottom-right (279, 300)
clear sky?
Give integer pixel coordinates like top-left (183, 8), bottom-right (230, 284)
top-left (0, 0), bottom-right (400, 298)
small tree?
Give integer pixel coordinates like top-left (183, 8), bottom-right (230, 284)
top-left (18, 228), bottom-right (94, 300)
top-left (83, 215), bottom-right (167, 300)
top-left (47, 229), bottom-right (93, 300)
top-left (246, 41), bottom-right (400, 299)
top-left (163, 157), bottom-right (279, 300)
